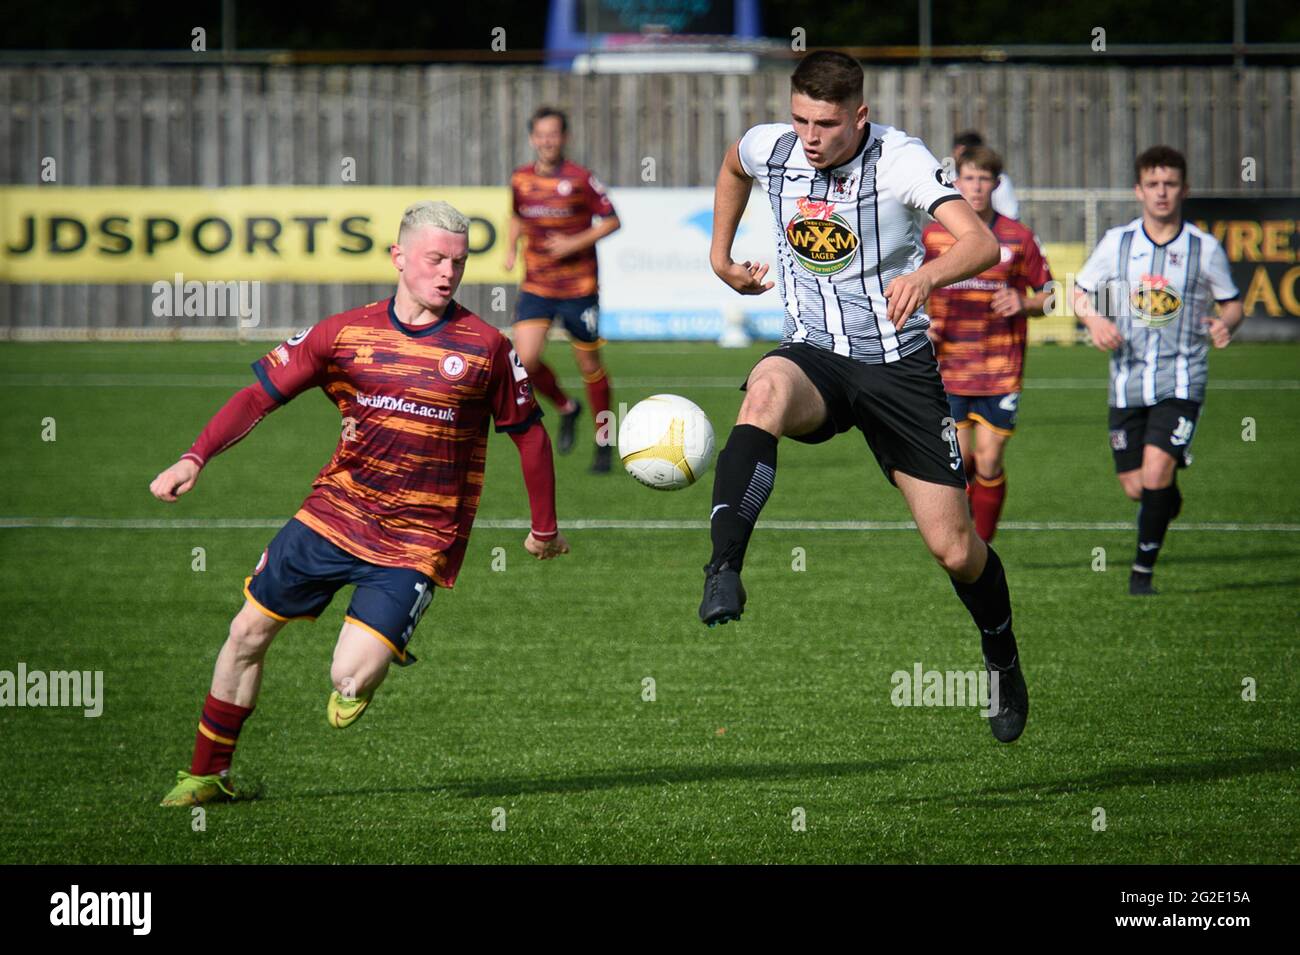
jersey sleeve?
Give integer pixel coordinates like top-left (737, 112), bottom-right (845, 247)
top-left (251, 320), bottom-right (337, 405)
top-left (736, 124), bottom-right (784, 180)
top-left (992, 174), bottom-right (1020, 219)
top-left (878, 131), bottom-right (962, 216)
top-left (489, 334), bottom-right (543, 433)
top-left (585, 172), bottom-right (615, 218)
top-left (510, 172), bottom-right (523, 215)
top-left (1017, 231), bottom-right (1053, 290)
top-left (1204, 240), bottom-right (1240, 301)
top-left (1075, 230), bottom-right (1121, 294)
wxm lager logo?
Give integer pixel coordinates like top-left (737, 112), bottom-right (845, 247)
top-left (1130, 273), bottom-right (1184, 327)
top-left (785, 198), bottom-right (859, 276)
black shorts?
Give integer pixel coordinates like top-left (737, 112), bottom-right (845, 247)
top-left (744, 342), bottom-right (966, 488)
top-left (1108, 398), bottom-right (1201, 473)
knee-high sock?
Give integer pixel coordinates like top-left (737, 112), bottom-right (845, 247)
top-left (708, 424), bottom-right (778, 572)
top-left (1134, 483), bottom-right (1181, 573)
top-left (950, 546), bottom-right (1018, 668)
top-left (583, 366), bottom-right (611, 438)
top-left (970, 471), bottom-right (1007, 542)
top-left (190, 693), bottom-right (254, 776)
top-left (529, 361), bottom-right (571, 410)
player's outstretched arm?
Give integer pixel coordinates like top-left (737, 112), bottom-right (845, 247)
top-left (149, 382), bottom-right (280, 503)
top-left (710, 142), bottom-right (773, 295)
top-left (510, 421), bottom-right (569, 560)
top-left (885, 199), bottom-right (997, 327)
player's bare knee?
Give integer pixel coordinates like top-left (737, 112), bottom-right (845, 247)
top-left (738, 374), bottom-right (788, 431)
top-left (932, 534), bottom-right (977, 577)
top-left (227, 614), bottom-right (276, 659)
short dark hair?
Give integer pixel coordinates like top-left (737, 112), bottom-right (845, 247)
top-left (529, 107), bottom-right (568, 134)
top-left (1135, 145), bottom-right (1187, 184)
top-left (956, 145), bottom-right (1003, 179)
top-left (953, 130), bottom-right (984, 151)
top-left (790, 51), bottom-right (864, 105)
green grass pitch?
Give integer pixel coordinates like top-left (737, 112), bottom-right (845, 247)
top-left (0, 339), bottom-right (1296, 864)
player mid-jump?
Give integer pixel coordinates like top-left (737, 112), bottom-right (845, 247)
top-left (699, 51), bottom-right (1029, 742)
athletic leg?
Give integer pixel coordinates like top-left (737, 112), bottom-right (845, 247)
top-left (1130, 444), bottom-right (1181, 594)
top-left (162, 601), bottom-right (285, 806)
top-left (896, 472), bottom-right (1027, 742)
top-left (700, 355), bottom-right (828, 625)
top-left (514, 317), bottom-right (575, 415)
top-left (969, 422), bottom-right (1010, 542)
top-left (571, 340), bottom-right (612, 470)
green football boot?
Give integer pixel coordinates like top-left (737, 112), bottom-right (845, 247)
top-left (159, 770), bottom-right (237, 807)
top-left (327, 688), bottom-right (374, 729)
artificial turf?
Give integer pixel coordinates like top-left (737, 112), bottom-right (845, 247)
top-left (0, 339), bottom-right (1296, 863)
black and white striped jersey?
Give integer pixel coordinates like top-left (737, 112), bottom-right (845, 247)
top-left (738, 122), bottom-right (963, 365)
top-left (1076, 218), bottom-right (1239, 408)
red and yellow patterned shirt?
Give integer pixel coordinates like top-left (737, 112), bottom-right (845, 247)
top-left (923, 214), bottom-right (1053, 395)
top-left (511, 160), bottom-right (616, 298)
top-left (252, 298), bottom-right (540, 587)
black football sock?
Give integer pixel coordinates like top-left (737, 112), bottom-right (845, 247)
top-left (951, 546), bottom-right (1018, 668)
top-left (708, 424), bottom-right (778, 573)
top-left (1134, 484), bottom-right (1179, 573)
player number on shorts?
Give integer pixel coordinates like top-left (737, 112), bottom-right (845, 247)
top-left (1170, 417), bottom-right (1194, 446)
top-left (402, 581), bottom-right (433, 642)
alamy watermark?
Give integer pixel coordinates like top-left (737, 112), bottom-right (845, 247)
top-left (890, 662), bottom-right (999, 718)
top-left (151, 272), bottom-right (261, 327)
top-left (0, 663), bottom-right (103, 717)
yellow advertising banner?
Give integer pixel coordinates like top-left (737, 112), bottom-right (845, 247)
top-left (0, 187), bottom-right (518, 284)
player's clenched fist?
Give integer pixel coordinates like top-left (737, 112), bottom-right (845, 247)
top-left (713, 259), bottom-right (775, 296)
top-left (883, 271), bottom-right (934, 329)
top-left (524, 531), bottom-right (570, 560)
top-left (150, 458), bottom-right (200, 503)
top-left (1082, 315), bottom-right (1123, 351)
top-left (1202, 316), bottom-right (1232, 349)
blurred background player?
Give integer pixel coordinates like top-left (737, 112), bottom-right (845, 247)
top-left (923, 144), bottom-right (1053, 542)
top-left (504, 107), bottom-right (622, 472)
top-left (1074, 146), bottom-right (1243, 596)
top-left (149, 201), bottom-right (568, 807)
top-left (702, 51), bottom-right (1029, 743)
top-left (952, 130), bottom-right (1018, 219)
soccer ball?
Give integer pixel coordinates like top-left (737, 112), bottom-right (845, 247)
top-left (617, 394), bottom-right (715, 491)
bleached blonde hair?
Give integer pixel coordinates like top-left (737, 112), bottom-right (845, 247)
top-left (398, 200), bottom-right (470, 245)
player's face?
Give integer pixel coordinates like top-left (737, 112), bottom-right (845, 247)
top-left (956, 166), bottom-right (997, 212)
top-left (1135, 166), bottom-right (1188, 221)
top-left (530, 117), bottom-right (566, 166)
top-left (790, 93), bottom-right (868, 169)
top-left (392, 227), bottom-right (469, 311)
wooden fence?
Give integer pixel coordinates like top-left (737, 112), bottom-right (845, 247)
top-left (2, 64), bottom-right (1296, 333)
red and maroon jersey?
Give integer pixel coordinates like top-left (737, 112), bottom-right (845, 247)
top-left (511, 159), bottom-right (615, 298)
top-left (251, 298), bottom-right (540, 588)
top-left (923, 214), bottom-right (1053, 395)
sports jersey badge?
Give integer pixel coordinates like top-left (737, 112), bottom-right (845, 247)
top-left (786, 197), bottom-right (859, 276)
top-left (828, 168), bottom-right (860, 202)
top-left (556, 179), bottom-right (573, 196)
top-left (1130, 273), bottom-right (1183, 328)
top-left (439, 352), bottom-right (468, 381)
